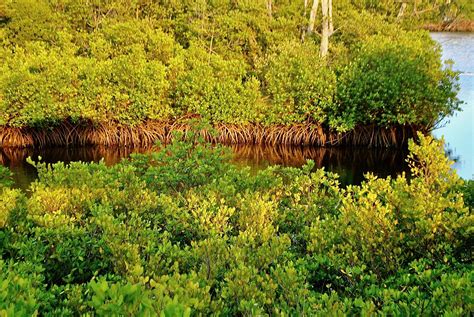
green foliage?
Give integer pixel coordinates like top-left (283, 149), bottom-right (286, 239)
top-left (308, 134), bottom-right (471, 279)
top-left (0, 260), bottom-right (42, 316)
top-left (0, 188), bottom-right (24, 232)
top-left (0, 0), bottom-right (460, 130)
top-left (173, 46), bottom-right (264, 124)
top-left (129, 128), bottom-right (233, 193)
top-left (2, 0), bottom-right (62, 46)
top-left (262, 41), bottom-right (336, 124)
top-left (0, 133), bottom-right (472, 314)
top-left (0, 42), bottom-right (171, 127)
top-left (460, 179), bottom-right (474, 210)
top-left (335, 32), bottom-right (460, 130)
top-left (0, 165), bottom-right (13, 189)
top-left (88, 278), bottom-right (194, 316)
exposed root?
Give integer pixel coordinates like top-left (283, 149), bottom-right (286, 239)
top-left (423, 19), bottom-right (474, 32)
top-left (0, 120), bottom-right (425, 148)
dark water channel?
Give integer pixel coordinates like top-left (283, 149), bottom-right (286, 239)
top-left (1, 32), bottom-right (472, 189)
top-left (1, 145), bottom-right (409, 190)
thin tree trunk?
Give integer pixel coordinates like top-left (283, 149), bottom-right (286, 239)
top-left (397, 2), bottom-right (407, 20)
top-left (443, 0), bottom-right (452, 22)
top-left (301, 0), bottom-right (309, 41)
top-left (328, 0), bottom-right (333, 35)
top-left (320, 0), bottom-right (329, 57)
top-left (307, 0), bottom-right (320, 34)
top-left (266, 0), bottom-right (272, 17)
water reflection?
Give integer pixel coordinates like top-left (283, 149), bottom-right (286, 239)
top-left (1, 145), bottom-right (410, 190)
top-left (1, 146), bottom-right (150, 191)
top-left (230, 144), bottom-right (410, 185)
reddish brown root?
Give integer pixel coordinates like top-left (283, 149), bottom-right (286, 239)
top-left (422, 19), bottom-right (474, 32)
top-left (0, 120), bottom-right (426, 149)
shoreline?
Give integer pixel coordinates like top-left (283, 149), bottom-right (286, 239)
top-left (423, 19), bottom-right (474, 32)
top-left (0, 120), bottom-right (424, 149)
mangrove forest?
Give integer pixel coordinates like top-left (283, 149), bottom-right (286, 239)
top-left (0, 0), bottom-right (471, 147)
top-left (0, 0), bottom-right (473, 316)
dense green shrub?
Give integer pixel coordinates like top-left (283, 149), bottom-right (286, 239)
top-left (335, 32), bottom-right (460, 130)
top-left (75, 52), bottom-right (171, 125)
top-left (308, 134), bottom-right (470, 278)
top-left (0, 43), bottom-right (171, 126)
top-left (0, 260), bottom-right (45, 316)
top-left (0, 44), bottom-right (76, 127)
top-left (173, 46), bottom-right (264, 124)
top-left (461, 179), bottom-right (474, 210)
top-left (0, 0), bottom-right (461, 130)
top-left (0, 165), bottom-right (12, 189)
top-left (0, 133), bottom-right (472, 315)
top-left (2, 0), bottom-right (62, 46)
top-left (262, 41), bottom-right (336, 124)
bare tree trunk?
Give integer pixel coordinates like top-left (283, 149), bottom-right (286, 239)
top-left (443, 0), bottom-right (453, 22)
top-left (266, 0), bottom-right (272, 17)
top-left (397, 2), bottom-right (407, 20)
top-left (301, 0), bottom-right (309, 41)
top-left (328, 0), bottom-right (333, 35)
top-left (320, 0), bottom-right (329, 57)
top-left (307, 0), bottom-right (320, 34)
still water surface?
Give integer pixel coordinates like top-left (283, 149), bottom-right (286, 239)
top-left (1, 32), bottom-right (472, 189)
top-left (430, 32), bottom-right (473, 180)
top-left (0, 145), bottom-right (409, 190)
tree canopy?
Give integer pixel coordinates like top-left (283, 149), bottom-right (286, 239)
top-left (0, 1), bottom-right (462, 131)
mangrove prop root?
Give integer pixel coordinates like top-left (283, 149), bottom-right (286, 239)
top-left (0, 121), bottom-right (425, 148)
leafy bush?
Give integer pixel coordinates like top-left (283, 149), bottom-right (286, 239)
top-left (0, 0), bottom-right (461, 130)
top-left (0, 165), bottom-right (13, 189)
top-left (0, 260), bottom-right (43, 316)
top-left (173, 46), bottom-right (264, 124)
top-left (262, 41), bottom-right (336, 124)
top-left (0, 44), bottom-right (77, 127)
top-left (335, 32), bottom-right (460, 130)
top-left (0, 133), bottom-right (472, 314)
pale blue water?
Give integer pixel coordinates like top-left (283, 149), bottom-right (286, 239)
top-left (431, 32), bottom-right (474, 180)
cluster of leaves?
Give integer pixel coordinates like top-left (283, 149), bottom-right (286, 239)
top-left (0, 132), bottom-right (472, 315)
top-left (335, 31), bottom-right (460, 130)
top-left (0, 0), bottom-right (460, 130)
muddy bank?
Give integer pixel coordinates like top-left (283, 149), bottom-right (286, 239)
top-left (423, 19), bottom-right (474, 32)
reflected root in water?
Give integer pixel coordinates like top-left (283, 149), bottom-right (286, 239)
top-left (1, 143), bottom-right (410, 189)
top-left (0, 146), bottom-right (154, 167)
top-left (230, 144), bottom-right (408, 171)
top-left (1, 143), bottom-right (407, 171)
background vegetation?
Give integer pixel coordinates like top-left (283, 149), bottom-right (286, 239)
top-left (1, 2), bottom-right (472, 314)
top-left (0, 0), bottom-right (462, 132)
top-left (0, 132), bottom-right (472, 315)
